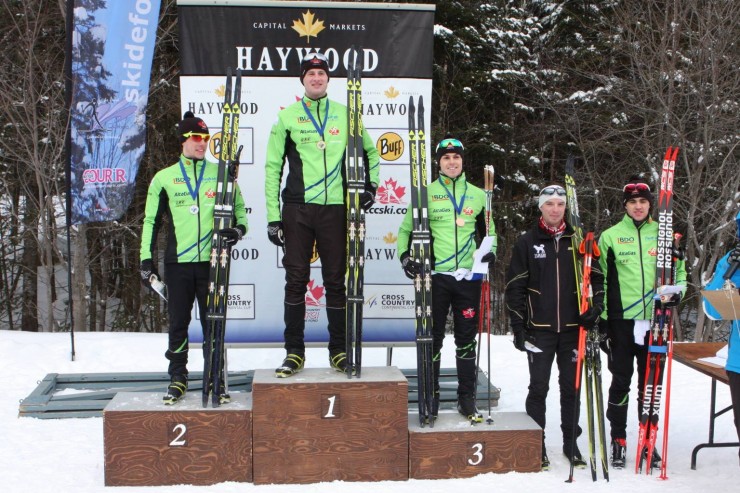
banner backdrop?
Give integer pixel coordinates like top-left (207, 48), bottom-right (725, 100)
top-left (70, 0), bottom-right (161, 224)
top-left (178, 0), bottom-right (434, 345)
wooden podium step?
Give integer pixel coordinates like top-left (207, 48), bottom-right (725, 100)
top-left (103, 391), bottom-right (252, 486)
top-left (409, 411), bottom-right (542, 478)
top-left (252, 366), bottom-right (409, 484)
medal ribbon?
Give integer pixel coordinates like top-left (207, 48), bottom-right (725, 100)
top-left (439, 176), bottom-right (467, 218)
top-left (301, 98), bottom-right (330, 142)
top-left (178, 157), bottom-right (206, 200)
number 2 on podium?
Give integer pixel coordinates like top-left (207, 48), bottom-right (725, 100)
top-left (169, 423), bottom-right (187, 447)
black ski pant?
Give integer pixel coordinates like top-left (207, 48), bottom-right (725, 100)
top-left (604, 318), bottom-right (649, 440)
top-left (164, 261), bottom-right (210, 377)
top-left (524, 328), bottom-right (582, 446)
top-left (431, 274), bottom-right (481, 397)
top-left (281, 203), bottom-right (346, 354)
top-left (728, 369), bottom-right (740, 464)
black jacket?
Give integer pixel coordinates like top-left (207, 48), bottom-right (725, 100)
top-left (505, 221), bottom-right (604, 332)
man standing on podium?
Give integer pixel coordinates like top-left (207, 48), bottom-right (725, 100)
top-left (264, 53), bottom-right (379, 378)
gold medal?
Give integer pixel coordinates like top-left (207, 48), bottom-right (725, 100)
top-left (456, 217), bottom-right (465, 227)
top-left (317, 140), bottom-right (326, 150)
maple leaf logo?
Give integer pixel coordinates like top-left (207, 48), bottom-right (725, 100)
top-left (305, 279), bottom-right (325, 306)
top-left (383, 232), bottom-right (398, 244)
top-left (377, 177), bottom-right (406, 205)
top-left (215, 84), bottom-right (226, 98)
top-left (384, 86), bottom-right (400, 99)
top-left (292, 10), bottom-right (325, 43)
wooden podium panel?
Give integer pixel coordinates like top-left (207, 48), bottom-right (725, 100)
top-left (409, 411), bottom-right (542, 478)
top-left (252, 367), bottom-right (409, 484)
top-left (104, 391), bottom-right (252, 486)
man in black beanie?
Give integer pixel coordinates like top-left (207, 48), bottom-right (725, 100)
top-left (264, 52), bottom-right (380, 377)
top-left (140, 111), bottom-right (249, 404)
top-left (597, 174), bottom-right (686, 468)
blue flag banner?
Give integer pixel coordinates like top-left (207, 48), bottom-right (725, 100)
top-left (69, 0), bottom-right (161, 224)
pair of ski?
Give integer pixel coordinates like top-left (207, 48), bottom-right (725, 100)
top-left (565, 156), bottom-right (609, 482)
top-left (565, 148), bottom-right (681, 480)
top-left (345, 46), bottom-right (365, 378)
top-left (407, 95), bottom-right (435, 426)
top-left (635, 146), bottom-right (680, 478)
top-left (202, 68), bottom-right (243, 407)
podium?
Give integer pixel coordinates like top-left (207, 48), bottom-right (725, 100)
top-left (101, 367), bottom-right (545, 485)
top-left (103, 391), bottom-right (252, 486)
top-left (409, 411), bottom-right (542, 478)
top-left (251, 366), bottom-right (409, 484)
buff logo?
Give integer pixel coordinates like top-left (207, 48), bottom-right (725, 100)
top-left (83, 168), bottom-right (126, 184)
top-left (376, 132), bottom-right (404, 161)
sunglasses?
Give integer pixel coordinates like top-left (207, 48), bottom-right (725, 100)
top-left (304, 52), bottom-right (328, 62)
top-left (183, 132), bottom-right (210, 143)
top-left (623, 182), bottom-right (651, 193)
top-left (540, 185), bottom-right (566, 197)
top-left (436, 138), bottom-right (464, 152)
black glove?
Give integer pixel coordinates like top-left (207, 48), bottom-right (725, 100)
top-left (400, 251), bottom-right (422, 280)
top-left (218, 225), bottom-right (245, 247)
top-left (360, 183), bottom-right (377, 211)
top-left (598, 318), bottom-right (611, 353)
top-left (267, 221), bottom-right (285, 247)
top-left (139, 259), bottom-right (159, 289)
top-left (481, 252), bottom-right (496, 264)
top-left (512, 327), bottom-right (526, 352)
top-left (729, 245), bottom-right (740, 264)
top-left (578, 305), bottom-right (603, 327)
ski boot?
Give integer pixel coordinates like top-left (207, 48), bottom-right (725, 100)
top-left (641, 447), bottom-right (662, 469)
top-left (457, 394), bottom-right (483, 424)
top-left (563, 443), bottom-right (587, 469)
top-left (611, 438), bottom-right (627, 469)
top-left (163, 374), bottom-right (187, 405)
top-left (217, 378), bottom-right (231, 404)
top-left (275, 352), bottom-right (305, 378)
top-left (329, 352), bottom-right (348, 373)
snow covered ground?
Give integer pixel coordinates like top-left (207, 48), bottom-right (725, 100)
top-left (1, 330), bottom-right (737, 492)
